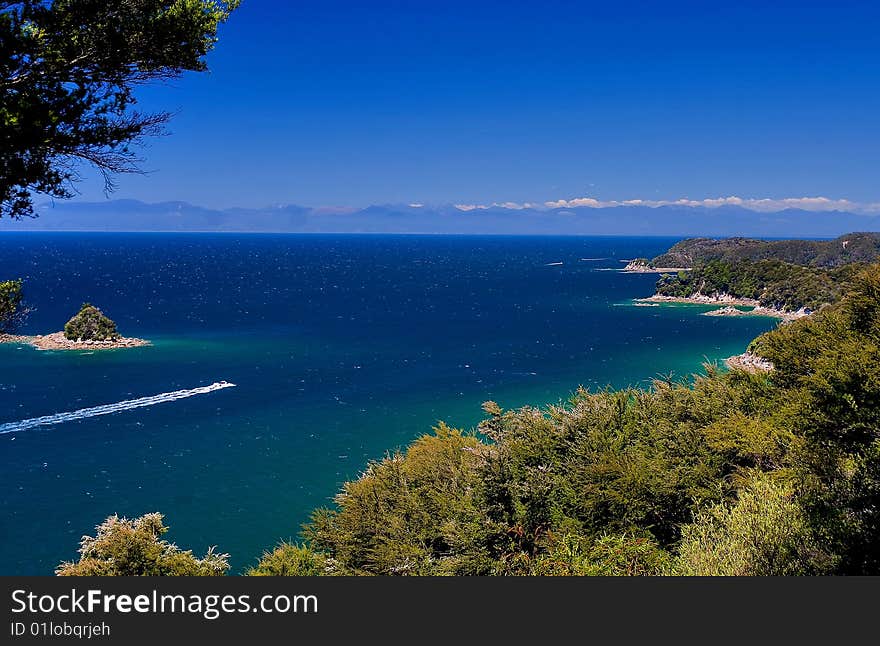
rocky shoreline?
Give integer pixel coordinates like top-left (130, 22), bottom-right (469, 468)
top-left (0, 331), bottom-right (150, 351)
top-left (636, 293), bottom-right (761, 307)
top-left (634, 293), bottom-right (811, 321)
top-left (621, 260), bottom-right (691, 274)
top-left (703, 305), bottom-right (809, 321)
top-left (703, 306), bottom-right (749, 317)
top-left (725, 352), bottom-right (774, 373)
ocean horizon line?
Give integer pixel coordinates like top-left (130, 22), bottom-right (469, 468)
top-left (0, 230), bottom-right (838, 240)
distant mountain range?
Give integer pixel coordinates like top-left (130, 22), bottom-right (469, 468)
top-left (3, 199), bottom-right (880, 237)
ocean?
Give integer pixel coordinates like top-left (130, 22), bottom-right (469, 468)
top-left (0, 234), bottom-right (777, 574)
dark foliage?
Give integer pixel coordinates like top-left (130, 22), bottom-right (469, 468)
top-left (0, 278), bottom-right (23, 332)
top-left (63, 302), bottom-right (118, 340)
top-left (1, 0), bottom-right (239, 219)
top-left (653, 233), bottom-right (880, 269)
top-left (655, 259), bottom-right (862, 311)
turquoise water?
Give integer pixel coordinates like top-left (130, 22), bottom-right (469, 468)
top-left (0, 234), bottom-right (777, 574)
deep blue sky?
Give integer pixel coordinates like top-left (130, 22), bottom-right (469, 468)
top-left (74, 1), bottom-right (880, 209)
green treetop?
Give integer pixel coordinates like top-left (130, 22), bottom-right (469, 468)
top-left (56, 513), bottom-right (229, 576)
top-left (0, 278), bottom-right (24, 332)
top-left (63, 303), bottom-right (119, 340)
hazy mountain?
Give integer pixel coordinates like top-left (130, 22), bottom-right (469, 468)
top-left (3, 200), bottom-right (879, 237)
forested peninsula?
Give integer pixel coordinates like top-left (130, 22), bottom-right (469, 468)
top-left (639, 232), bottom-right (880, 314)
top-left (48, 235), bottom-right (880, 576)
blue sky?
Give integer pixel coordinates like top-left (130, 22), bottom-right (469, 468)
top-left (74, 1), bottom-right (880, 210)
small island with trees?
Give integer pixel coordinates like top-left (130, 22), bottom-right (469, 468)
top-left (0, 297), bottom-right (149, 351)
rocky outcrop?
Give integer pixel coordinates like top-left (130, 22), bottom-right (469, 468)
top-left (0, 331), bottom-right (150, 351)
top-left (725, 352), bottom-right (774, 373)
top-left (637, 293), bottom-right (760, 306)
top-left (622, 259), bottom-right (691, 274)
top-left (703, 306), bottom-right (746, 317)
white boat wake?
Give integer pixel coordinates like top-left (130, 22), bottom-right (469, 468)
top-left (0, 381), bottom-right (236, 435)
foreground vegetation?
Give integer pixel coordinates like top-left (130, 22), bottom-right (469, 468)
top-left (57, 514), bottom-right (229, 576)
top-left (60, 263), bottom-right (880, 575)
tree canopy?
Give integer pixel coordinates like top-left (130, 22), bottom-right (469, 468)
top-left (63, 302), bottom-right (118, 340)
top-left (0, 278), bottom-right (23, 332)
top-left (246, 543), bottom-right (329, 577)
top-left (654, 259), bottom-right (862, 311)
top-left (652, 233), bottom-right (880, 269)
top-left (1, 0), bottom-right (239, 219)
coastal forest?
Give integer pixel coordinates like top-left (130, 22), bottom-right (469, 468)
top-left (654, 259), bottom-right (862, 311)
top-left (651, 234), bottom-right (880, 312)
top-left (652, 232), bottom-right (880, 268)
top-left (50, 250), bottom-right (880, 576)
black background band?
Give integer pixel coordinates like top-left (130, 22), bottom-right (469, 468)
top-left (3, 576), bottom-right (875, 644)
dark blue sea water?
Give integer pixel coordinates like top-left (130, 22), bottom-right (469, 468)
top-left (0, 234), bottom-right (777, 574)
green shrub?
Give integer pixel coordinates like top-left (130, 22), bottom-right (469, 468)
top-left (675, 474), bottom-right (833, 575)
top-left (56, 513), bottom-right (229, 576)
top-left (246, 543), bottom-right (329, 576)
top-left (301, 373), bottom-right (782, 575)
top-left (756, 264), bottom-right (880, 572)
top-left (532, 532), bottom-right (673, 576)
top-left (63, 303), bottom-right (119, 341)
top-left (306, 424), bottom-right (488, 575)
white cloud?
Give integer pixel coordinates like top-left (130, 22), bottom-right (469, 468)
top-left (452, 196), bottom-right (880, 214)
top-left (455, 201), bottom-right (541, 211)
top-left (544, 197), bottom-right (605, 208)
